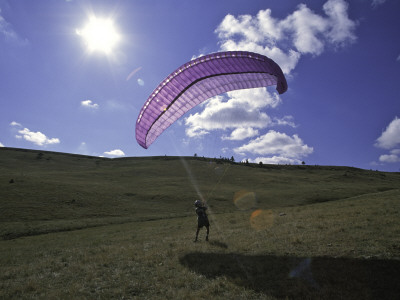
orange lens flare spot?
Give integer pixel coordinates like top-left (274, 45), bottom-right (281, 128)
top-left (233, 190), bottom-right (256, 210)
top-left (250, 209), bottom-right (274, 230)
top-left (251, 209), bottom-right (262, 218)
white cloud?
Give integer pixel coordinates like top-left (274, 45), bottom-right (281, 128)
top-left (280, 4), bottom-right (329, 55)
top-left (222, 127), bottom-right (259, 141)
top-left (378, 149), bottom-right (400, 163)
top-left (272, 115), bottom-right (297, 128)
top-left (250, 156), bottom-right (302, 165)
top-left (0, 9), bottom-right (28, 46)
top-left (234, 130), bottom-right (313, 159)
top-left (216, 0), bottom-right (357, 73)
top-left (391, 149), bottom-right (400, 155)
top-left (375, 117), bottom-right (400, 164)
top-left (81, 100), bottom-right (99, 109)
top-left (185, 95), bottom-right (271, 137)
top-left (375, 117), bottom-right (400, 150)
top-left (379, 153), bottom-right (400, 163)
top-left (256, 9), bottom-right (283, 41)
top-left (185, 88), bottom-right (281, 138)
top-left (10, 121), bottom-right (22, 127)
top-left (17, 128), bottom-right (60, 146)
top-left (103, 149), bottom-right (125, 157)
top-left (216, 13), bottom-right (266, 44)
top-left (0, 141), bottom-right (4, 147)
top-left (323, 0), bottom-right (357, 47)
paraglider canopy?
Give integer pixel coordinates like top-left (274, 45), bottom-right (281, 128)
top-left (136, 51), bottom-right (287, 149)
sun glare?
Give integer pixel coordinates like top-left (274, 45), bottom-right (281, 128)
top-left (76, 16), bottom-right (120, 54)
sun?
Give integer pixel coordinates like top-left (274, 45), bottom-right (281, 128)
top-left (76, 16), bottom-right (120, 54)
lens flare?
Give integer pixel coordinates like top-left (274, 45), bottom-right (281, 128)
top-left (126, 67), bottom-right (142, 81)
top-left (233, 190), bottom-right (256, 210)
top-left (250, 209), bottom-right (274, 230)
top-left (290, 258), bottom-right (319, 288)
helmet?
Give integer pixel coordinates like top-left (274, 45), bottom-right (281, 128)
top-left (194, 200), bottom-right (202, 207)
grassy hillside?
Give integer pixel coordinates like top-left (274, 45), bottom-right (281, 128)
top-left (1, 147), bottom-right (399, 299)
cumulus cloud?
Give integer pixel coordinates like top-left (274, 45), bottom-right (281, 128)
top-left (16, 128), bottom-right (60, 146)
top-left (81, 100), bottom-right (99, 109)
top-left (379, 151), bottom-right (400, 163)
top-left (375, 117), bottom-right (400, 164)
top-left (185, 88), bottom-right (284, 138)
top-left (103, 149), bottom-right (125, 157)
top-left (322, 0), bottom-right (357, 47)
top-left (234, 130), bottom-right (313, 159)
top-left (222, 127), bottom-right (259, 141)
top-left (216, 0), bottom-right (357, 73)
top-left (375, 117), bottom-right (400, 150)
top-left (279, 4), bottom-right (329, 55)
top-left (0, 141), bottom-right (4, 147)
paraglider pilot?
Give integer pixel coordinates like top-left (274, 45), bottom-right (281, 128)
top-left (194, 200), bottom-right (209, 242)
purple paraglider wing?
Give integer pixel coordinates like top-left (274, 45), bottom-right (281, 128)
top-left (135, 51), bottom-right (288, 149)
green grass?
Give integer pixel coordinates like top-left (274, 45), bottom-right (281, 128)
top-left (1, 147), bottom-right (399, 299)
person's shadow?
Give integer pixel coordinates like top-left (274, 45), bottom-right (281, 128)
top-left (180, 252), bottom-right (400, 299)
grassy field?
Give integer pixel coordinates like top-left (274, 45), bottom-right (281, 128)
top-left (1, 147), bottom-right (399, 299)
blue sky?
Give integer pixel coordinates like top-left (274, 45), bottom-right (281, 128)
top-left (0, 0), bottom-right (399, 172)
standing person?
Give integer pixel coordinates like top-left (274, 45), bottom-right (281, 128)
top-left (194, 200), bottom-right (210, 242)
